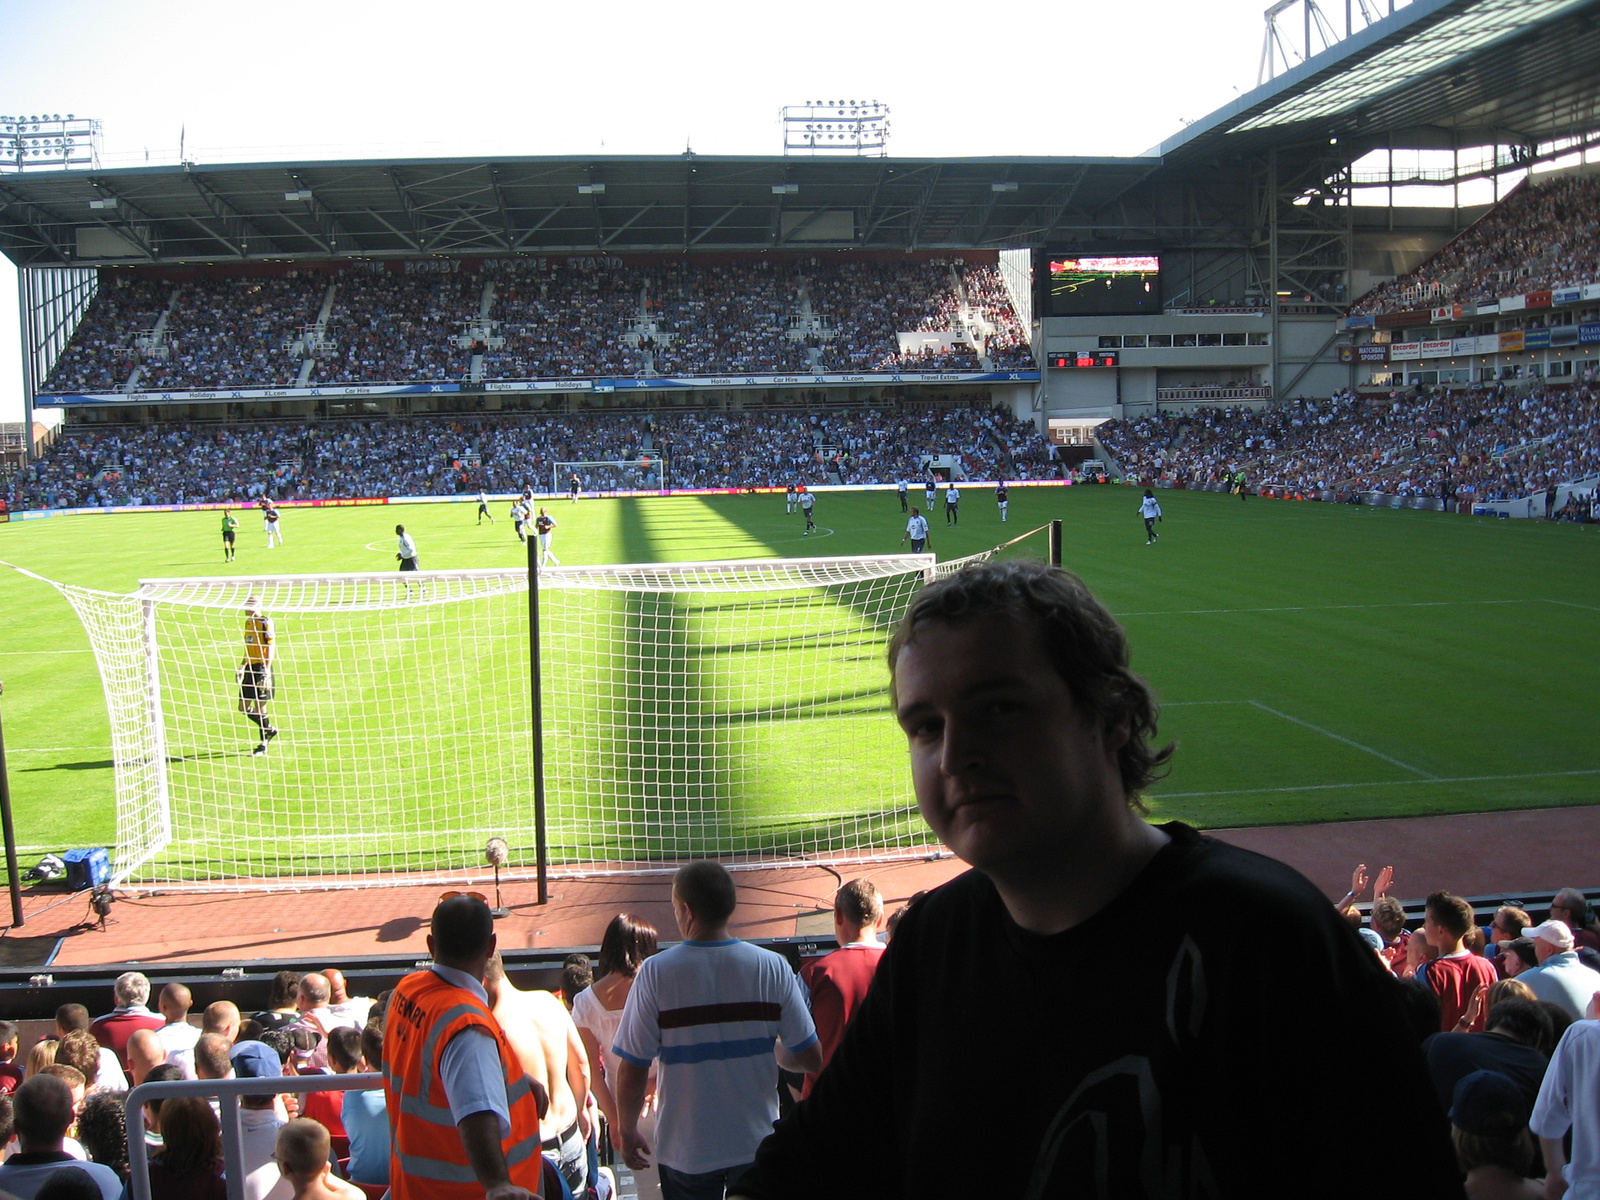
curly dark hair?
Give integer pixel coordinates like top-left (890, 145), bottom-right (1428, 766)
top-left (75, 1090), bottom-right (128, 1180)
top-left (887, 560), bottom-right (1174, 803)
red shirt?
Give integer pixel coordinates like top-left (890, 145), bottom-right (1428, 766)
top-left (1423, 953), bottom-right (1498, 1031)
top-left (90, 1008), bottom-right (166, 1068)
top-left (799, 943), bottom-right (885, 1099)
top-left (300, 1076), bottom-right (348, 1139)
top-left (0, 1064), bottom-right (21, 1094)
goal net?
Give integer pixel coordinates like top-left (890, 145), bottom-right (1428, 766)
top-left (554, 458), bottom-right (666, 493)
top-left (51, 556), bottom-right (936, 890)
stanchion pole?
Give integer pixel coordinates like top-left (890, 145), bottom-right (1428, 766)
top-left (1048, 519), bottom-right (1063, 568)
top-left (527, 538), bottom-right (549, 906)
top-left (0, 682), bottom-right (25, 928)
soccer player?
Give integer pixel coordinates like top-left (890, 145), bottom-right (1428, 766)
top-left (900, 507), bottom-right (930, 553)
top-left (221, 509), bottom-right (239, 562)
top-left (511, 500), bottom-right (528, 543)
top-left (534, 507), bottom-right (560, 567)
top-left (238, 596), bottom-right (279, 757)
top-left (800, 486), bottom-right (816, 534)
top-left (264, 503), bottom-right (283, 549)
top-left (476, 490), bottom-right (494, 525)
top-left (786, 484), bottom-right (797, 514)
top-left (996, 481), bottom-right (1009, 523)
top-left (944, 484), bottom-right (960, 526)
top-left (569, 473), bottom-right (582, 503)
top-left (924, 478), bottom-right (937, 508)
top-left (396, 525), bottom-right (419, 571)
top-left (1140, 489), bottom-right (1163, 544)
top-left (898, 480), bottom-right (909, 512)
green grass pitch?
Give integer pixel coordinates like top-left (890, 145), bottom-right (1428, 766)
top-left (0, 484), bottom-right (1596, 874)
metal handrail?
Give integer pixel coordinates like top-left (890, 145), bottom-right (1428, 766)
top-left (124, 1072), bottom-right (384, 1200)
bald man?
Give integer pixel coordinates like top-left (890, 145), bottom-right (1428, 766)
top-left (324, 969), bottom-right (375, 1029)
top-left (126, 1028), bottom-right (167, 1087)
top-left (157, 983), bottom-right (200, 1068)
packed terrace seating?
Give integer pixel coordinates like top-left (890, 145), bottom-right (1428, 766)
top-left (39, 256), bottom-right (1034, 394)
top-left (1351, 171), bottom-right (1600, 315)
top-left (1097, 382), bottom-right (1600, 504)
top-left (13, 882), bottom-right (1600, 1199)
top-left (6, 403), bottom-right (1057, 509)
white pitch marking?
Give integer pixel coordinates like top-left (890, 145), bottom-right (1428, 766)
top-left (7, 747), bottom-right (114, 753)
top-left (1542, 598), bottom-right (1600, 613)
top-left (1248, 700), bottom-right (1437, 778)
top-left (1117, 599), bottom-right (1524, 619)
top-left (1158, 767), bottom-right (1600, 801)
top-left (0, 649), bottom-right (93, 655)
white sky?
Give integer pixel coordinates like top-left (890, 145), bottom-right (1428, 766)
top-left (0, 0), bottom-right (1307, 422)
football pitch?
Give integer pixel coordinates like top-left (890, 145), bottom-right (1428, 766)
top-left (0, 485), bottom-right (1596, 878)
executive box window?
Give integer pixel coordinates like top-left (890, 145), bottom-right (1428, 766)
top-left (1223, 332), bottom-right (1246, 346)
top-left (1148, 334), bottom-right (1173, 347)
top-left (1197, 333), bottom-right (1222, 347)
top-left (1098, 335), bottom-right (1122, 349)
top-left (1122, 335), bottom-right (1147, 347)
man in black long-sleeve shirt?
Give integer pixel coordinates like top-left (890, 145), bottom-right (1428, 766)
top-left (733, 561), bottom-right (1461, 1200)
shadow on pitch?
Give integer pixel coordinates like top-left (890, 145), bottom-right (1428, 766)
top-left (21, 759), bottom-right (113, 772)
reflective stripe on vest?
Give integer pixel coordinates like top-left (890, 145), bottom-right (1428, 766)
top-left (382, 969), bottom-right (543, 1200)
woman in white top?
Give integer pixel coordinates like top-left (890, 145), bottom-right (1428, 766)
top-left (570, 913), bottom-right (662, 1199)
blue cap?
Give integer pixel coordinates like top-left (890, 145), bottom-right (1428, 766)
top-left (229, 1039), bottom-right (284, 1080)
top-left (1449, 1069), bottom-right (1527, 1136)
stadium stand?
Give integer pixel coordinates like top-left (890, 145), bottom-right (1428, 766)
top-left (1351, 173), bottom-right (1600, 315)
top-left (36, 255), bottom-right (1034, 396)
top-left (1096, 382), bottom-right (1600, 508)
top-left (3, 403), bottom-right (1059, 509)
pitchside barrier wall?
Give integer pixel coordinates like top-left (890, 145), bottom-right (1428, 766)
top-left (4, 478), bottom-right (1074, 520)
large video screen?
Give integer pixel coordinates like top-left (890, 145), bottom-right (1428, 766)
top-left (1045, 254), bottom-right (1161, 316)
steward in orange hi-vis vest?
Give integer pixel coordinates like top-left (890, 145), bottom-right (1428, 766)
top-left (383, 945), bottom-right (545, 1197)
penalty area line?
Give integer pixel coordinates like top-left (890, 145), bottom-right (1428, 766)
top-left (1248, 700), bottom-right (1436, 779)
top-left (1157, 766), bottom-right (1600, 801)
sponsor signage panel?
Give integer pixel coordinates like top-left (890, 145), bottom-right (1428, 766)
top-left (1499, 295), bottom-right (1526, 312)
top-left (1338, 343), bottom-right (1392, 363)
top-left (1420, 339), bottom-right (1453, 358)
top-left (1579, 322), bottom-right (1600, 344)
top-left (1390, 341), bottom-right (1421, 361)
top-left (1526, 291), bottom-right (1552, 309)
top-left (1499, 331), bottom-right (1524, 352)
top-left (1522, 328), bottom-right (1551, 350)
top-left (1554, 288), bottom-right (1583, 305)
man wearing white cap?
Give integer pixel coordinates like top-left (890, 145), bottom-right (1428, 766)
top-left (1517, 919), bottom-right (1600, 1020)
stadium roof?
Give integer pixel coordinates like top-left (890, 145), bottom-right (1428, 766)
top-left (1156, 0), bottom-right (1600, 163)
top-left (2, 0), bottom-right (1596, 269)
top-left (0, 155), bottom-right (1159, 266)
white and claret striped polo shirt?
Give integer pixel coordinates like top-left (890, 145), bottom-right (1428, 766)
top-left (613, 938), bottom-right (818, 1174)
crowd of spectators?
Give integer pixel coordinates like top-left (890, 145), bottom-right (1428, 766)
top-left (1097, 381), bottom-right (1600, 505)
top-left (3, 872), bottom-right (1597, 1200)
top-left (39, 257), bottom-right (1033, 395)
top-left (1352, 172), bottom-right (1600, 315)
top-left (4, 402), bottom-right (1059, 509)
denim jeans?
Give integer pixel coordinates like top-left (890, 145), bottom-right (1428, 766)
top-left (657, 1161), bottom-right (753, 1200)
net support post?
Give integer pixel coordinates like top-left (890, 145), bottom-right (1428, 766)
top-left (0, 683), bottom-right (25, 928)
top-left (1048, 519), bottom-right (1063, 568)
top-left (528, 536), bottom-right (550, 906)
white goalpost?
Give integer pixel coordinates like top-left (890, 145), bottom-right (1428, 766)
top-left (553, 458), bottom-right (666, 493)
top-left (48, 556), bottom-right (938, 891)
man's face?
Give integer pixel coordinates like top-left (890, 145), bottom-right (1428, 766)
top-left (893, 617), bottom-right (1126, 880)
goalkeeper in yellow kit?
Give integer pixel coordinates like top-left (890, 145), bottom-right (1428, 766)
top-left (238, 597), bottom-right (280, 757)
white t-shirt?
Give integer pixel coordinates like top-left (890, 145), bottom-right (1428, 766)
top-left (158, 1020), bottom-right (201, 1077)
top-left (946, 487), bottom-right (959, 504)
top-left (397, 532), bottom-right (418, 561)
top-left (613, 939), bottom-right (816, 1174)
top-left (1140, 496), bottom-right (1163, 519)
top-left (906, 515), bottom-right (929, 541)
top-left (1532, 1019), bottom-right (1600, 1200)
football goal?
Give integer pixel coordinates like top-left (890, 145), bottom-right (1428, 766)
top-left (48, 555), bottom-right (939, 891)
top-left (553, 458), bottom-right (666, 494)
